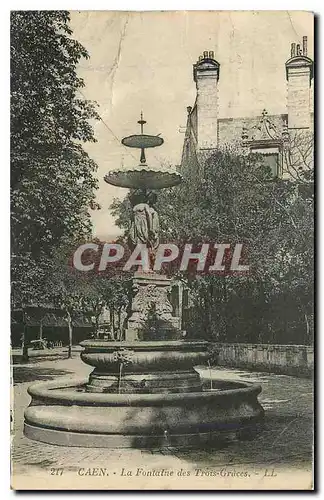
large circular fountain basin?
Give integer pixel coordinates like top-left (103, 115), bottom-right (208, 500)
top-left (24, 377), bottom-right (264, 449)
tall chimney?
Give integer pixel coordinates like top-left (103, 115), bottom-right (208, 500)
top-left (303, 36), bottom-right (308, 56)
top-left (291, 43), bottom-right (296, 58)
top-left (193, 51), bottom-right (220, 149)
top-left (286, 36), bottom-right (313, 129)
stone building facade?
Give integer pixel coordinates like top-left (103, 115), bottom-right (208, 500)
top-left (180, 37), bottom-right (314, 180)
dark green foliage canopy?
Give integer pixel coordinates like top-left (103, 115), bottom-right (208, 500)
top-left (11, 11), bottom-right (100, 306)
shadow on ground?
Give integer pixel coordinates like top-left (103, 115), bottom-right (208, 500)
top-left (12, 365), bottom-right (74, 384)
top-left (169, 414), bottom-right (312, 465)
top-left (153, 368), bottom-right (314, 468)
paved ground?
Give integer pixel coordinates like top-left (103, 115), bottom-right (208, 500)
top-left (11, 346), bottom-right (83, 362)
top-left (11, 352), bottom-right (314, 490)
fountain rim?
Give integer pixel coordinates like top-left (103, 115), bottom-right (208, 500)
top-left (27, 377), bottom-right (262, 406)
top-left (80, 340), bottom-right (209, 349)
top-left (121, 134), bottom-right (164, 149)
top-left (104, 169), bottom-right (183, 190)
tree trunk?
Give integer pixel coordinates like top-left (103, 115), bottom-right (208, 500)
top-left (222, 277), bottom-right (228, 340)
top-left (39, 319), bottom-right (43, 340)
top-left (66, 311), bottom-right (73, 359)
top-left (178, 283), bottom-right (183, 331)
top-left (110, 308), bottom-right (115, 339)
top-left (116, 308), bottom-right (121, 333)
top-left (22, 309), bottom-right (29, 362)
top-left (95, 315), bottom-right (100, 338)
top-left (304, 313), bottom-right (310, 342)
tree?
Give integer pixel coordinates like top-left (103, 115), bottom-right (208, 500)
top-left (11, 11), bottom-right (99, 315)
top-left (43, 240), bottom-right (132, 354)
top-left (80, 239), bottom-right (132, 340)
top-left (11, 253), bottom-right (51, 360)
top-left (173, 148), bottom-right (313, 344)
top-left (283, 130), bottom-right (314, 184)
top-left (83, 273), bottom-right (130, 340)
top-left (46, 250), bottom-right (86, 358)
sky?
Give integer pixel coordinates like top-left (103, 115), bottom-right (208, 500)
top-left (69, 10), bottom-right (314, 239)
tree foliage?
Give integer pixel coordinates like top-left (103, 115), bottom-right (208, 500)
top-left (11, 11), bottom-right (100, 308)
top-left (46, 244), bottom-right (131, 349)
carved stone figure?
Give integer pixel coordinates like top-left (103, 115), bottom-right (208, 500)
top-left (131, 283), bottom-right (173, 324)
top-left (125, 274), bottom-right (181, 339)
top-left (128, 189), bottom-right (159, 252)
top-left (146, 191), bottom-right (159, 251)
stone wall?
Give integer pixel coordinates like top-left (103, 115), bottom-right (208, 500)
top-left (212, 343), bottom-right (313, 377)
top-left (218, 113), bottom-right (288, 147)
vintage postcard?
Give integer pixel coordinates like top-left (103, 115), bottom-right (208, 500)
top-left (11, 10), bottom-right (314, 490)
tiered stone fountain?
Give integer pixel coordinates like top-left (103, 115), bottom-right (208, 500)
top-left (24, 115), bottom-right (264, 448)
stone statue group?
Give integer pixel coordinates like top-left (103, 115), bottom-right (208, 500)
top-left (128, 189), bottom-right (160, 254)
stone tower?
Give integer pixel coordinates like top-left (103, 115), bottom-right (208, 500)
top-left (285, 36), bottom-right (313, 129)
top-left (193, 50), bottom-right (220, 149)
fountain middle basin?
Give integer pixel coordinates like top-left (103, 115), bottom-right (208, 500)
top-left (24, 340), bottom-right (264, 448)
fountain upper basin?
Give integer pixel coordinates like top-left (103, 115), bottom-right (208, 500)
top-left (80, 340), bottom-right (210, 393)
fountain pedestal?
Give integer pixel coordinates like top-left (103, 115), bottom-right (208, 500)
top-left (125, 272), bottom-right (181, 341)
